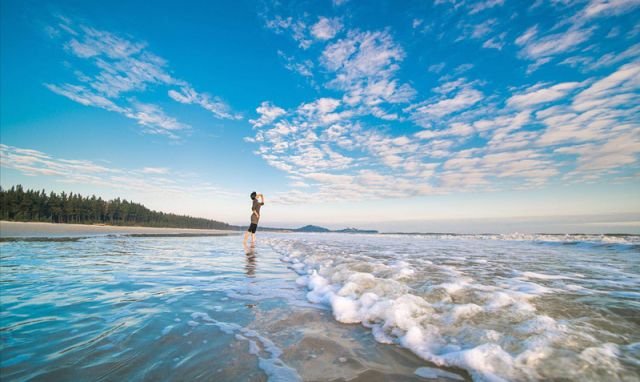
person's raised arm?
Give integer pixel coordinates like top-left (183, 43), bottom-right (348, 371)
top-left (259, 193), bottom-right (265, 205)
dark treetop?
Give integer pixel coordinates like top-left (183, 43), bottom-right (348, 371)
top-left (0, 185), bottom-right (234, 230)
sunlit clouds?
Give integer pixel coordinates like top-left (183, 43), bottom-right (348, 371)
top-left (251, 0), bottom-right (640, 204)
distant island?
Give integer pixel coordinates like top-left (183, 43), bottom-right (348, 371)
top-left (0, 185), bottom-right (234, 230)
top-left (264, 224), bottom-right (378, 234)
top-left (293, 224), bottom-right (331, 232)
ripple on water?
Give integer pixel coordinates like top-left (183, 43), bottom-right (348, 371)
top-left (1, 233), bottom-right (638, 381)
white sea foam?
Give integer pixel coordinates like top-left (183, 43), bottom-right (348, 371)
top-left (268, 233), bottom-right (640, 382)
top-left (520, 271), bottom-right (579, 280)
top-left (383, 232), bottom-right (640, 248)
top-left (415, 366), bottom-right (465, 380)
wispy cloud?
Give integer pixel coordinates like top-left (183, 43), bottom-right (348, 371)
top-left (265, 15), bottom-right (312, 49)
top-left (469, 0), bottom-right (505, 14)
top-left (321, 29), bottom-right (416, 117)
top-left (507, 82), bottom-right (584, 108)
top-left (580, 0), bottom-right (640, 20)
top-left (168, 86), bottom-right (241, 120)
top-left (0, 144), bottom-right (234, 198)
top-left (45, 16), bottom-right (239, 139)
top-left (516, 26), bottom-right (593, 63)
top-left (514, 1), bottom-right (640, 71)
top-left (311, 17), bottom-right (343, 40)
top-left (556, 132), bottom-right (640, 174)
top-left (45, 83), bottom-right (189, 138)
top-left (407, 79), bottom-right (483, 127)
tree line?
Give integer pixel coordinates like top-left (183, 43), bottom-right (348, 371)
top-left (0, 185), bottom-right (235, 230)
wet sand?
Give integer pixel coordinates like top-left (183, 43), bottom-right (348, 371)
top-left (0, 221), bottom-right (239, 238)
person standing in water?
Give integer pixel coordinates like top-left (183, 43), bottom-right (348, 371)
top-left (243, 191), bottom-right (264, 246)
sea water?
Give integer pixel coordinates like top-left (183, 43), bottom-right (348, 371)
top-left (0, 233), bottom-right (638, 381)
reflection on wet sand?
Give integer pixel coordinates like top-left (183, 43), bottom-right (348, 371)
top-left (243, 244), bottom-right (256, 277)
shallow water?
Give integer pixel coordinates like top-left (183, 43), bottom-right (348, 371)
top-left (0, 233), bottom-right (638, 381)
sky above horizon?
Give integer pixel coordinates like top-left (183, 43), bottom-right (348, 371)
top-left (1, 0), bottom-right (639, 233)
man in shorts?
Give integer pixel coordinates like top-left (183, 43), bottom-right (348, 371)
top-left (243, 191), bottom-right (264, 246)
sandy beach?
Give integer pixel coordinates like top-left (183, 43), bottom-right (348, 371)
top-left (0, 221), bottom-right (239, 238)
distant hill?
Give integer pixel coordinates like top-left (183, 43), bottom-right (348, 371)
top-left (334, 227), bottom-right (379, 234)
top-left (261, 225), bottom-right (378, 233)
top-left (256, 224), bottom-right (377, 233)
top-left (293, 225), bottom-right (331, 232)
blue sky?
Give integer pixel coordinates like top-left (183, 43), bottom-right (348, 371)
top-left (1, 0), bottom-right (639, 232)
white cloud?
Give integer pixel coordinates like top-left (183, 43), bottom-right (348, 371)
top-left (46, 16), bottom-right (239, 137)
top-left (409, 87), bottom-right (483, 126)
top-left (469, 0), bottom-right (505, 14)
top-left (322, 29), bottom-right (415, 115)
top-left (440, 148), bottom-right (558, 190)
top-left (518, 27), bottom-right (592, 61)
top-left (140, 167), bottom-right (169, 174)
top-left (433, 78), bottom-right (472, 94)
top-left (65, 26), bottom-right (146, 59)
top-left (531, 63), bottom-right (640, 148)
top-left (482, 32), bottom-right (507, 50)
top-left (470, 18), bottom-right (498, 39)
top-left (289, 180), bottom-right (310, 188)
top-left (126, 101), bottom-right (190, 137)
top-left (556, 131), bottom-right (640, 174)
top-left (507, 81), bottom-right (583, 108)
top-left (265, 15), bottom-right (312, 49)
top-left (304, 172), bottom-right (353, 184)
top-left (560, 44), bottom-right (640, 72)
top-left (311, 17), bottom-right (343, 40)
top-left (0, 144), bottom-right (233, 198)
top-left (45, 83), bottom-right (126, 112)
top-left (515, 26), bottom-right (538, 46)
top-left (436, 0), bottom-right (505, 15)
top-left (415, 122), bottom-right (475, 139)
top-left (250, 101), bottom-right (287, 128)
top-left (277, 50), bottom-right (315, 79)
top-left (302, 98), bottom-right (341, 114)
top-left (453, 63), bottom-right (474, 75)
top-left (572, 62), bottom-right (640, 111)
top-left (581, 0), bottom-right (640, 19)
top-left (428, 62), bottom-right (446, 73)
top-left (587, 43), bottom-right (640, 70)
top-left (168, 87), bottom-right (241, 120)
top-left (46, 83), bottom-right (190, 138)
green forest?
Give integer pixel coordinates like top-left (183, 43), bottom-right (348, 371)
top-left (0, 185), bottom-right (235, 230)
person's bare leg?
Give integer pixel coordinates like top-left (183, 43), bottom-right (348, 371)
top-left (243, 231), bottom-right (249, 245)
top-left (251, 233), bottom-right (256, 246)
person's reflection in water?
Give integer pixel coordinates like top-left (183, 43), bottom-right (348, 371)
top-left (243, 243), bottom-right (257, 278)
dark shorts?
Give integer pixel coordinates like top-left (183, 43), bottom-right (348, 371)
top-left (247, 223), bottom-right (258, 233)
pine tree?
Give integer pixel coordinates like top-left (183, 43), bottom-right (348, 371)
top-left (0, 185), bottom-right (234, 230)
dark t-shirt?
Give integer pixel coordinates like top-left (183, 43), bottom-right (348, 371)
top-left (250, 199), bottom-right (264, 224)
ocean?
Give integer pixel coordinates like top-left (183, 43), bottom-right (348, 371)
top-left (0, 232), bottom-right (638, 381)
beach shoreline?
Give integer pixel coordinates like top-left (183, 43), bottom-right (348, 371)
top-left (0, 221), bottom-right (240, 238)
